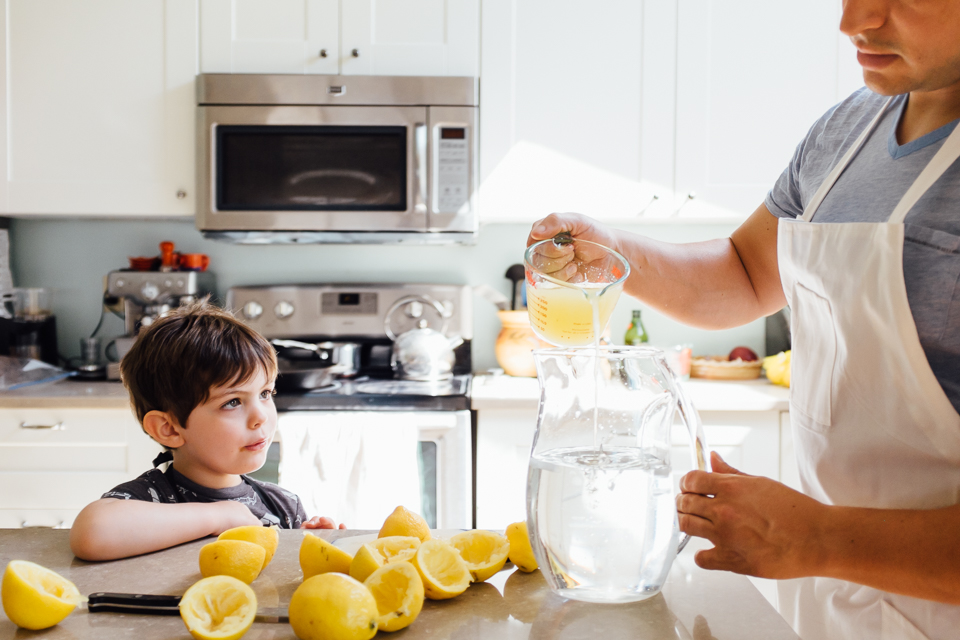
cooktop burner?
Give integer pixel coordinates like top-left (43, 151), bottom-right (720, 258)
top-left (273, 375), bottom-right (472, 412)
top-left (355, 377), bottom-right (468, 397)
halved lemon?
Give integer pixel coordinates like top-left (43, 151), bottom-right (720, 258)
top-left (411, 539), bottom-right (470, 600)
top-left (218, 525), bottom-right (279, 571)
top-left (448, 530), bottom-right (510, 582)
top-left (179, 575), bottom-right (257, 640)
top-left (198, 540), bottom-right (265, 585)
top-left (378, 506), bottom-right (431, 542)
top-left (289, 573), bottom-right (378, 640)
top-left (300, 533), bottom-right (354, 580)
top-left (363, 561), bottom-right (425, 632)
top-left (370, 536), bottom-right (421, 564)
top-left (348, 542), bottom-right (386, 583)
top-left (505, 521), bottom-right (538, 573)
top-left (1, 560), bottom-right (81, 630)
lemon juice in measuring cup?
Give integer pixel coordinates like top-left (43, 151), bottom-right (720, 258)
top-left (524, 236), bottom-right (629, 347)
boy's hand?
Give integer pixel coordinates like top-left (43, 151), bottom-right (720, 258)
top-left (301, 516), bottom-right (347, 530)
top-left (211, 500), bottom-right (263, 534)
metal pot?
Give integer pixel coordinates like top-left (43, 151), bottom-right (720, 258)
top-left (390, 327), bottom-right (463, 381)
top-left (383, 295), bottom-right (462, 381)
top-left (271, 339), bottom-right (360, 390)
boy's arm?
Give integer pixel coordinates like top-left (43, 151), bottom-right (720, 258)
top-left (69, 498), bottom-right (262, 561)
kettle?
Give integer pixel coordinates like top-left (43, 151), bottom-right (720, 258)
top-left (385, 295), bottom-right (463, 381)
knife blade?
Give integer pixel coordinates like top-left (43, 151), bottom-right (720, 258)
top-left (86, 592), bottom-right (289, 623)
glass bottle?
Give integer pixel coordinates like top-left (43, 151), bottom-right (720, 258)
top-left (624, 310), bottom-right (648, 345)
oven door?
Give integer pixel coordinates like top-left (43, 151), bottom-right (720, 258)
top-left (197, 105), bottom-right (428, 233)
top-left (270, 410), bottom-right (471, 530)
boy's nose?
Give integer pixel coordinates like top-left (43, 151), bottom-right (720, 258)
top-left (248, 402), bottom-right (270, 428)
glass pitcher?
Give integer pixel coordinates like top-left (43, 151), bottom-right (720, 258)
top-left (528, 346), bottom-right (711, 604)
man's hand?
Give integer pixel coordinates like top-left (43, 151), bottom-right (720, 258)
top-left (677, 451), bottom-right (827, 579)
top-left (301, 516), bottom-right (347, 530)
top-left (527, 212), bottom-right (621, 252)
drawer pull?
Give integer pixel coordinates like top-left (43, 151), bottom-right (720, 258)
top-left (21, 521), bottom-right (65, 529)
top-left (19, 422), bottom-right (65, 431)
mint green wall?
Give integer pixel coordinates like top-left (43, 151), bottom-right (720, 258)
top-left (9, 219), bottom-right (764, 370)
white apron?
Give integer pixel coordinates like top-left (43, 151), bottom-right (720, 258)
top-left (776, 98), bottom-right (960, 640)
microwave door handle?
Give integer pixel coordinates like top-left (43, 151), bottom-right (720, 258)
top-left (413, 123), bottom-right (427, 214)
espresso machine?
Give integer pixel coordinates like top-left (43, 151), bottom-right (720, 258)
top-left (105, 271), bottom-right (214, 380)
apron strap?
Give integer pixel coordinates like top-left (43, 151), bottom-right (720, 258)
top-left (888, 120), bottom-right (960, 224)
top-left (802, 97), bottom-right (894, 222)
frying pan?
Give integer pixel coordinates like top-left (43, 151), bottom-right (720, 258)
top-left (271, 339), bottom-right (360, 391)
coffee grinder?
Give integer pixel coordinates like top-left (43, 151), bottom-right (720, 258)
top-left (105, 271), bottom-right (214, 380)
top-left (0, 288), bottom-right (59, 365)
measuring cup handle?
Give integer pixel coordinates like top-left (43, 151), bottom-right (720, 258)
top-left (673, 380), bottom-right (712, 554)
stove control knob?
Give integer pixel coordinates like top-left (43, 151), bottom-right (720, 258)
top-left (140, 282), bottom-right (160, 302)
top-left (274, 301), bottom-right (295, 319)
top-left (242, 301), bottom-right (264, 320)
top-left (404, 300), bottom-right (423, 319)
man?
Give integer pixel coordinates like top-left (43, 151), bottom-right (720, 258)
top-left (527, 1), bottom-right (960, 638)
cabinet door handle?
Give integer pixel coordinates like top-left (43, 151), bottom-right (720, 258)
top-left (19, 421), bottom-right (65, 430)
top-left (351, 48), bottom-right (360, 57)
top-left (21, 521), bottom-right (65, 529)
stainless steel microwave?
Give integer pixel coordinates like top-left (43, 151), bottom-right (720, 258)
top-left (196, 74), bottom-right (478, 244)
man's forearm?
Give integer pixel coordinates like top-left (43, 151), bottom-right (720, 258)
top-left (815, 503), bottom-right (960, 604)
top-left (613, 205), bottom-right (786, 329)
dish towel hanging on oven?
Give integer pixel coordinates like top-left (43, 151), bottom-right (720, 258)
top-left (277, 412), bottom-right (422, 529)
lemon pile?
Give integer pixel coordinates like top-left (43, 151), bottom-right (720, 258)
top-left (763, 350), bottom-right (791, 387)
top-left (2, 511), bottom-right (543, 640)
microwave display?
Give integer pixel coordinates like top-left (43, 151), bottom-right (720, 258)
top-left (216, 125), bottom-right (407, 211)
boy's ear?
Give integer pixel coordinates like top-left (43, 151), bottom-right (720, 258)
top-left (142, 410), bottom-right (185, 449)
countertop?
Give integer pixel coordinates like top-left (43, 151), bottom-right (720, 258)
top-left (471, 374), bottom-right (790, 412)
top-left (0, 529), bottom-right (798, 640)
top-left (0, 380), bottom-right (130, 409)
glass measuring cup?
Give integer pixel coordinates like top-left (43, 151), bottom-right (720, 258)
top-left (524, 235), bottom-right (630, 347)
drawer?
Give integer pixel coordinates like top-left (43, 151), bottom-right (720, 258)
top-left (0, 508), bottom-right (79, 529)
top-left (0, 443), bottom-right (128, 471)
top-left (0, 471), bottom-right (131, 509)
top-left (0, 408), bottom-right (137, 444)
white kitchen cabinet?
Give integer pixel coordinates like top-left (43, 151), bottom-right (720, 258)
top-left (672, 0), bottom-right (865, 220)
top-left (340, 0), bottom-right (479, 77)
top-left (0, 407), bottom-right (162, 529)
top-left (479, 0), bottom-right (666, 223)
top-left (199, 0), bottom-right (340, 75)
top-left (0, 0), bottom-right (198, 216)
top-left (199, 0), bottom-right (478, 77)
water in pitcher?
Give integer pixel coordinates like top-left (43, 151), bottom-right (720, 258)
top-left (528, 446), bottom-right (678, 603)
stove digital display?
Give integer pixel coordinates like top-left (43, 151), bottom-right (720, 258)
top-left (338, 293), bottom-right (360, 306)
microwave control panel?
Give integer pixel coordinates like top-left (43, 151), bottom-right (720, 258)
top-left (436, 127), bottom-right (470, 213)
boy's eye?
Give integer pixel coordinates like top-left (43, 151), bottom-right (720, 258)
top-left (261, 389), bottom-right (276, 399)
top-left (222, 398), bottom-right (241, 409)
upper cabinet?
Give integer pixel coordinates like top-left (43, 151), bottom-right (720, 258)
top-left (0, 0), bottom-right (198, 217)
top-left (479, 0), bottom-right (866, 224)
top-left (200, 0), bottom-right (480, 77)
top-left (672, 0), bottom-right (865, 219)
top-left (199, 0), bottom-right (340, 74)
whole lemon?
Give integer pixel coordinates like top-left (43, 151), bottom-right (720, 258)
top-left (218, 525), bottom-right (279, 571)
top-left (289, 573), bottom-right (378, 640)
top-left (378, 505), bottom-right (431, 542)
top-left (1, 561), bottom-right (81, 630)
top-left (198, 539), bottom-right (265, 584)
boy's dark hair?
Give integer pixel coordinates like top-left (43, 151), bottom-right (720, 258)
top-left (120, 298), bottom-right (278, 430)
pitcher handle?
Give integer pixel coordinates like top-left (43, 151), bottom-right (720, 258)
top-left (673, 379), bottom-right (712, 553)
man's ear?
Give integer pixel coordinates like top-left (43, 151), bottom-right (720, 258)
top-left (142, 410), bottom-right (185, 449)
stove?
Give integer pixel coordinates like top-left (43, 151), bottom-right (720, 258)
top-left (226, 283), bottom-right (474, 530)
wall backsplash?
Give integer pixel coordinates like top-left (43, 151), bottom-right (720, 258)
top-left (9, 218), bottom-right (765, 372)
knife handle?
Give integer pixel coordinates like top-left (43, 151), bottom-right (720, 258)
top-left (87, 592), bottom-right (182, 615)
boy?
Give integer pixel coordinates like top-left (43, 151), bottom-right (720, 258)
top-left (70, 300), bottom-right (343, 561)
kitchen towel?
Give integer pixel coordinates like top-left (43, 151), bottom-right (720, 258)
top-left (277, 412), bottom-right (422, 529)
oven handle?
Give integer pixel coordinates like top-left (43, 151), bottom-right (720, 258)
top-left (413, 123), bottom-right (427, 214)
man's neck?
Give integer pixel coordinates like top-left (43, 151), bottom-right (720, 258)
top-left (898, 83), bottom-right (960, 145)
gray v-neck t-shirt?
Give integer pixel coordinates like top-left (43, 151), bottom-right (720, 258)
top-left (765, 87), bottom-right (960, 413)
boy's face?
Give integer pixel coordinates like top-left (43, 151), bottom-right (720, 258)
top-left (173, 366), bottom-right (277, 488)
